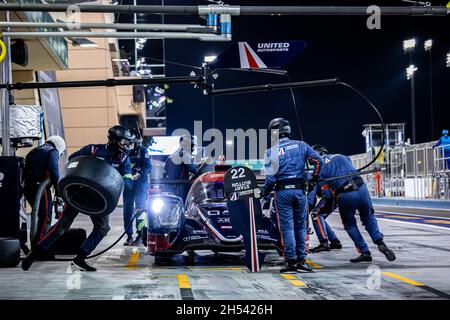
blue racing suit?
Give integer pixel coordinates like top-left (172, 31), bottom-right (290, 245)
top-left (123, 146), bottom-right (152, 237)
top-left (24, 143), bottom-right (60, 248)
top-left (37, 144), bottom-right (133, 256)
top-left (164, 148), bottom-right (199, 201)
top-left (309, 185), bottom-right (338, 244)
top-left (433, 135), bottom-right (450, 170)
top-left (263, 137), bottom-right (323, 262)
top-left (320, 154), bottom-right (383, 254)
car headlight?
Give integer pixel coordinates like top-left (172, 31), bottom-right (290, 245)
top-left (151, 198), bottom-right (164, 214)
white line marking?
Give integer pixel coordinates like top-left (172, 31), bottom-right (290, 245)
top-left (376, 210), bottom-right (450, 220)
top-left (375, 204), bottom-right (450, 212)
top-left (377, 217), bottom-right (450, 232)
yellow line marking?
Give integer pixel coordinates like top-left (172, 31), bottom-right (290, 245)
top-left (382, 272), bottom-right (425, 286)
top-left (289, 280), bottom-right (307, 287)
top-left (126, 251), bottom-right (141, 269)
top-left (280, 274), bottom-right (307, 287)
top-left (281, 274), bottom-right (296, 280)
top-left (177, 274), bottom-right (192, 289)
top-left (306, 259), bottom-right (323, 269)
top-left (189, 267), bottom-right (243, 271)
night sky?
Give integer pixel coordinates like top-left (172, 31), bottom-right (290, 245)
top-left (119, 0), bottom-right (450, 156)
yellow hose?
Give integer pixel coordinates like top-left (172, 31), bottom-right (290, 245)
top-left (0, 38), bottom-right (6, 63)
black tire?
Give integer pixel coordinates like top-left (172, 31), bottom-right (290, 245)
top-left (0, 238), bottom-right (21, 268)
top-left (154, 255), bottom-right (174, 265)
top-left (53, 228), bottom-right (87, 255)
top-left (58, 156), bottom-right (124, 216)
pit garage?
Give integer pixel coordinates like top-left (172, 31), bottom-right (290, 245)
top-left (1, 0), bottom-right (450, 309)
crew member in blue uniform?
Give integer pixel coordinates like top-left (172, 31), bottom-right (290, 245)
top-left (164, 135), bottom-right (199, 201)
top-left (307, 181), bottom-right (342, 253)
top-left (123, 133), bottom-right (152, 246)
top-left (318, 146), bottom-right (396, 263)
top-left (307, 145), bottom-right (342, 253)
top-left (22, 125), bottom-right (136, 272)
top-left (262, 118), bottom-right (323, 273)
top-left (23, 136), bottom-right (66, 249)
top-left (433, 129), bottom-right (450, 170)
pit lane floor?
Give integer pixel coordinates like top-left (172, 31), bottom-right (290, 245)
top-left (0, 206), bottom-right (449, 300)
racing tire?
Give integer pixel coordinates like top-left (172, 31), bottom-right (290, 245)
top-left (0, 238), bottom-right (21, 268)
top-left (183, 251), bottom-right (195, 265)
top-left (53, 228), bottom-right (87, 255)
top-left (58, 156), bottom-right (124, 216)
top-left (154, 255), bottom-right (174, 265)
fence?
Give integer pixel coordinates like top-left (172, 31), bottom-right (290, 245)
top-left (349, 142), bottom-right (450, 200)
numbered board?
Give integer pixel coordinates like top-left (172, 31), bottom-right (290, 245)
top-left (224, 166), bottom-right (263, 272)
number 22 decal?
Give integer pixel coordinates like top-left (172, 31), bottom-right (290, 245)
top-left (231, 168), bottom-right (245, 179)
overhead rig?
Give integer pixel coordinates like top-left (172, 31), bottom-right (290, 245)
top-left (0, 3), bottom-right (447, 156)
top-left (0, 4), bottom-right (448, 41)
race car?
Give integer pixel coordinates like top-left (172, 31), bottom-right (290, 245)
top-left (146, 166), bottom-right (283, 262)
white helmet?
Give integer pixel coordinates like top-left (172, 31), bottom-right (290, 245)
top-left (46, 135), bottom-right (66, 158)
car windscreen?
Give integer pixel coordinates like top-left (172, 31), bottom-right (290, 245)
top-left (192, 181), bottom-right (225, 202)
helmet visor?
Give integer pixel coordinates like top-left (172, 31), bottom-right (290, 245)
top-left (119, 138), bottom-right (135, 152)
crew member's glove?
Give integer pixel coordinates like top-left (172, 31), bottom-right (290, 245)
top-left (310, 175), bottom-right (321, 184)
top-left (54, 196), bottom-right (65, 219)
top-left (132, 173), bottom-right (141, 181)
top-left (260, 186), bottom-right (271, 200)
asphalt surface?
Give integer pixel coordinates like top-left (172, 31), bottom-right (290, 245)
top-left (1, 205), bottom-right (449, 300)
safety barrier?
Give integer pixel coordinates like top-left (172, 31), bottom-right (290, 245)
top-left (349, 142), bottom-right (450, 200)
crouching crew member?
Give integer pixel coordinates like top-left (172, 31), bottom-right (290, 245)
top-left (309, 190), bottom-right (342, 253)
top-left (318, 146), bottom-right (396, 263)
top-left (262, 118), bottom-right (323, 273)
top-left (123, 134), bottom-right (152, 246)
top-left (164, 135), bottom-right (199, 201)
top-left (308, 145), bottom-right (342, 253)
top-left (23, 136), bottom-right (66, 249)
top-left (22, 125), bottom-right (136, 272)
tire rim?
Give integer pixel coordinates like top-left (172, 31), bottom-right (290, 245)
top-left (63, 182), bottom-right (108, 215)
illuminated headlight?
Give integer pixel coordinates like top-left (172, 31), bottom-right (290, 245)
top-left (151, 198), bottom-right (164, 214)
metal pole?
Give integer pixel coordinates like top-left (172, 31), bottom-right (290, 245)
top-left (428, 49), bottom-right (434, 140)
top-left (1, 10), bottom-right (11, 156)
top-left (134, 0), bottom-right (138, 72)
top-left (0, 21), bottom-right (212, 32)
top-left (0, 76), bottom-right (204, 91)
top-left (208, 78), bottom-right (339, 96)
top-left (2, 31), bottom-right (229, 41)
top-left (0, 4), bottom-right (448, 16)
top-left (411, 73), bottom-right (416, 144)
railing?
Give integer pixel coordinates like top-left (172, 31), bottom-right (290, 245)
top-left (349, 142), bottom-right (450, 200)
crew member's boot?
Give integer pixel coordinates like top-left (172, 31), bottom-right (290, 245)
top-left (72, 253), bottom-right (97, 272)
top-left (309, 242), bottom-right (330, 253)
top-left (22, 249), bottom-right (40, 271)
top-left (350, 252), bottom-right (372, 263)
top-left (123, 235), bottom-right (133, 246)
top-left (329, 239), bottom-right (343, 250)
top-left (132, 232), bottom-right (142, 246)
top-left (376, 239), bottom-right (396, 262)
top-left (297, 259), bottom-right (314, 272)
top-left (280, 260), bottom-right (297, 274)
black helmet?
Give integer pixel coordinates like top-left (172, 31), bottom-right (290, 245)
top-left (107, 125), bottom-right (137, 153)
top-left (312, 144), bottom-right (328, 156)
top-left (268, 118), bottom-right (291, 137)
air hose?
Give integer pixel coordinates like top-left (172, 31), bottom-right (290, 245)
top-left (336, 81), bottom-right (386, 172)
top-left (29, 180), bottom-right (141, 261)
top-left (54, 210), bottom-right (141, 262)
